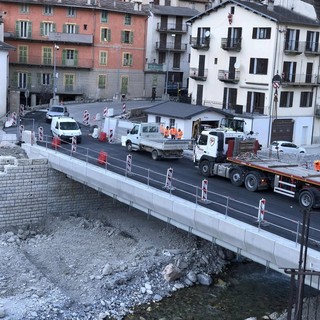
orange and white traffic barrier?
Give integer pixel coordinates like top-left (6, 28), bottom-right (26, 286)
top-left (122, 103), bottom-right (126, 114)
top-left (164, 168), bottom-right (173, 190)
top-left (201, 179), bottom-right (208, 201)
top-left (97, 151), bottom-right (107, 165)
top-left (51, 136), bottom-right (61, 149)
top-left (257, 198), bottom-right (266, 223)
top-left (103, 107), bottom-right (108, 118)
top-left (19, 124), bottom-right (24, 138)
top-left (71, 136), bottom-right (77, 153)
top-left (38, 127), bottom-right (44, 142)
top-left (12, 112), bottom-right (17, 126)
top-left (109, 129), bottom-right (113, 143)
top-left (83, 110), bottom-right (90, 126)
top-left (19, 104), bottom-right (24, 116)
top-left (126, 154), bottom-right (132, 175)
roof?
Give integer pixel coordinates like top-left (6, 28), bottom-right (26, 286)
top-left (187, 0), bottom-right (320, 27)
top-left (144, 101), bottom-right (232, 119)
top-left (151, 5), bottom-right (199, 17)
top-left (0, 0), bottom-right (148, 16)
top-left (0, 41), bottom-right (15, 51)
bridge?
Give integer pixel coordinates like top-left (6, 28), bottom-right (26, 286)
top-left (22, 142), bottom-right (320, 289)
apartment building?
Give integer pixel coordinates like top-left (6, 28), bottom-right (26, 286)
top-left (1, 0), bottom-right (147, 106)
top-left (0, 12), bottom-right (15, 116)
top-left (188, 0), bottom-right (320, 147)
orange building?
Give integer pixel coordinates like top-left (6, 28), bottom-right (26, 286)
top-left (1, 0), bottom-right (147, 105)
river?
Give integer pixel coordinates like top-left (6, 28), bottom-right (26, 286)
top-left (124, 261), bottom-right (318, 320)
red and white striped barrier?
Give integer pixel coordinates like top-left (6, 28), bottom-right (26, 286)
top-left (109, 129), bottom-right (113, 143)
top-left (12, 112), bottom-right (17, 126)
top-left (38, 127), bottom-right (44, 142)
top-left (122, 103), bottom-right (126, 114)
top-left (126, 154), bottom-right (132, 175)
top-left (257, 198), bottom-right (266, 223)
top-left (201, 179), bottom-right (208, 201)
top-left (164, 168), bottom-right (174, 190)
top-left (71, 136), bottom-right (77, 153)
top-left (19, 124), bottom-right (24, 138)
top-left (19, 104), bottom-right (24, 116)
top-left (31, 130), bottom-right (35, 146)
top-left (83, 110), bottom-right (90, 126)
top-left (103, 107), bottom-right (108, 118)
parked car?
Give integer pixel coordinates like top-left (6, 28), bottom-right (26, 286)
top-left (46, 105), bottom-right (69, 123)
top-left (271, 141), bottom-right (306, 154)
top-left (51, 116), bottom-right (82, 143)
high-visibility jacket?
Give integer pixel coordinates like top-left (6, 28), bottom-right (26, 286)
top-left (177, 130), bottom-right (183, 139)
top-left (164, 128), bottom-right (170, 138)
top-left (170, 127), bottom-right (177, 136)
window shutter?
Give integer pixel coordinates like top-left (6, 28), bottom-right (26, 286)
top-left (75, 25), bottom-right (79, 34)
top-left (27, 73), bottom-right (31, 88)
top-left (28, 22), bottom-right (32, 38)
top-left (249, 58), bottom-right (254, 73)
top-left (129, 54), bottom-right (133, 65)
top-left (40, 22), bottom-right (44, 36)
top-left (37, 73), bottom-right (41, 85)
top-left (121, 31), bottom-right (125, 43)
top-left (15, 21), bottom-right (20, 37)
top-left (62, 49), bottom-right (66, 65)
top-left (52, 23), bottom-right (56, 32)
top-left (266, 28), bottom-right (271, 39)
top-left (246, 92), bottom-right (252, 113)
top-left (129, 31), bottom-right (133, 44)
top-left (74, 50), bottom-right (78, 66)
top-left (63, 24), bottom-right (66, 33)
top-left (107, 29), bottom-right (111, 41)
top-left (13, 72), bottom-right (18, 86)
top-left (252, 28), bottom-right (257, 39)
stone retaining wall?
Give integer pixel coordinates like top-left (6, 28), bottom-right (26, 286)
top-left (0, 157), bottom-right (114, 228)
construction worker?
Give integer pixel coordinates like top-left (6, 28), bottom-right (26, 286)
top-left (164, 126), bottom-right (170, 138)
top-left (170, 126), bottom-right (177, 139)
top-left (177, 128), bottom-right (183, 139)
top-left (160, 124), bottom-right (164, 135)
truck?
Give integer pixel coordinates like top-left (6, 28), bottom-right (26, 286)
top-left (194, 128), bottom-right (320, 210)
top-left (121, 123), bottom-right (190, 160)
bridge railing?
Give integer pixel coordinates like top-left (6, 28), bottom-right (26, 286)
top-left (37, 134), bottom-right (320, 250)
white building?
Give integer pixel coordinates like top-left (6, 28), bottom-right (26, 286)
top-left (0, 12), bottom-right (14, 117)
top-left (187, 0), bottom-right (320, 147)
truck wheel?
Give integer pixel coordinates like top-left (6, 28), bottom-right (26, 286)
top-left (126, 142), bottom-right (133, 152)
top-left (151, 150), bottom-right (159, 161)
top-left (244, 172), bottom-right (259, 192)
top-left (230, 169), bottom-right (243, 187)
top-left (299, 189), bottom-right (315, 209)
top-left (199, 160), bottom-right (210, 177)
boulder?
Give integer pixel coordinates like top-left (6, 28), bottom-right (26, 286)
top-left (162, 264), bottom-right (182, 282)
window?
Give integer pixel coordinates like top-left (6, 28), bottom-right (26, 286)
top-left (20, 4), bottom-right (29, 13)
top-left (280, 91), bottom-right (294, 108)
top-left (18, 46), bottom-right (28, 63)
top-left (41, 22), bottom-right (55, 36)
top-left (99, 51), bottom-right (107, 65)
top-left (16, 21), bottom-right (32, 38)
top-left (155, 116), bottom-right (161, 123)
top-left (252, 27), bottom-right (271, 39)
top-left (39, 73), bottom-right (51, 85)
top-left (300, 92), bottom-right (313, 108)
top-left (43, 5), bottom-right (53, 15)
top-left (169, 119), bottom-right (175, 128)
top-left (285, 29), bottom-right (300, 51)
top-left (42, 47), bottom-right (52, 65)
top-left (282, 61), bottom-right (296, 83)
top-left (101, 11), bottom-right (108, 23)
top-left (18, 72), bottom-right (28, 89)
top-left (101, 28), bottom-right (111, 42)
top-left (159, 52), bottom-right (165, 64)
top-left (249, 58), bottom-right (268, 75)
top-left (64, 24), bottom-right (78, 34)
top-left (121, 76), bottom-right (128, 94)
top-left (64, 74), bottom-right (74, 91)
top-left (121, 31), bottom-right (133, 44)
top-left (246, 92), bottom-right (265, 114)
top-left (226, 27), bottom-right (242, 48)
top-left (123, 53), bottom-right (133, 66)
top-left (124, 14), bottom-right (131, 25)
top-left (67, 7), bottom-right (76, 17)
top-left (196, 27), bottom-right (211, 46)
top-left (173, 53), bottom-right (180, 69)
top-left (98, 75), bottom-right (106, 88)
top-left (62, 49), bottom-right (78, 66)
top-left (306, 31), bottom-right (319, 52)
top-left (223, 88), bottom-right (237, 109)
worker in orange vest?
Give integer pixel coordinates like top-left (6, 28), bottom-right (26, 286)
top-left (177, 128), bottom-right (183, 139)
top-left (160, 124), bottom-right (164, 135)
top-left (170, 126), bottom-right (177, 139)
top-left (164, 126), bottom-right (170, 138)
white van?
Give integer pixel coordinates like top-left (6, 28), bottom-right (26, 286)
top-left (51, 117), bottom-right (82, 143)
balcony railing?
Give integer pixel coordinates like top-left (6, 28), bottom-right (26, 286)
top-left (218, 70), bottom-right (240, 83)
top-left (221, 37), bottom-right (241, 51)
top-left (10, 83), bottom-right (84, 95)
top-left (156, 22), bottom-right (188, 33)
top-left (283, 40), bottom-right (304, 55)
top-left (189, 67), bottom-right (208, 81)
top-left (156, 42), bottom-right (187, 52)
top-left (281, 73), bottom-right (319, 86)
top-left (190, 37), bottom-right (210, 50)
top-left (304, 41), bottom-right (320, 55)
top-left (9, 53), bottom-right (93, 69)
top-left (145, 63), bottom-right (164, 72)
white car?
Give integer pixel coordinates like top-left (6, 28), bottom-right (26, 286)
top-left (46, 105), bottom-right (69, 123)
top-left (271, 141), bottom-right (306, 154)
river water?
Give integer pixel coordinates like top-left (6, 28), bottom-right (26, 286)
top-left (125, 261), bottom-right (318, 320)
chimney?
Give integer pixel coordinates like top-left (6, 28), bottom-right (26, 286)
top-left (134, 1), bottom-right (142, 10)
top-left (267, 0), bottom-right (274, 11)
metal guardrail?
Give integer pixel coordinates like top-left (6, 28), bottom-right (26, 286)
top-left (32, 133), bottom-right (320, 251)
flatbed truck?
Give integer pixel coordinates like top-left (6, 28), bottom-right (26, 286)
top-left (194, 129), bottom-right (320, 209)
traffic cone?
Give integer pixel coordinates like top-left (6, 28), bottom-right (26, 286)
top-left (52, 136), bottom-right (61, 149)
top-left (97, 151), bottom-right (107, 165)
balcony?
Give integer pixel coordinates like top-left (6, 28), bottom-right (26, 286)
top-left (190, 37), bottom-right (210, 50)
top-left (156, 42), bottom-right (187, 52)
top-left (145, 62), bottom-right (164, 72)
top-left (221, 37), bottom-right (241, 51)
top-left (9, 83), bottom-right (84, 95)
top-left (218, 70), bottom-right (240, 83)
top-left (281, 73), bottom-right (319, 86)
top-left (189, 67), bottom-right (208, 81)
top-left (304, 41), bottom-right (320, 55)
top-left (156, 22), bottom-right (188, 34)
top-left (283, 41), bottom-right (303, 55)
top-left (9, 53), bottom-right (93, 69)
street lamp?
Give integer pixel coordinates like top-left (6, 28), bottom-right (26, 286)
top-left (165, 34), bottom-right (175, 96)
top-left (53, 44), bottom-right (59, 101)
